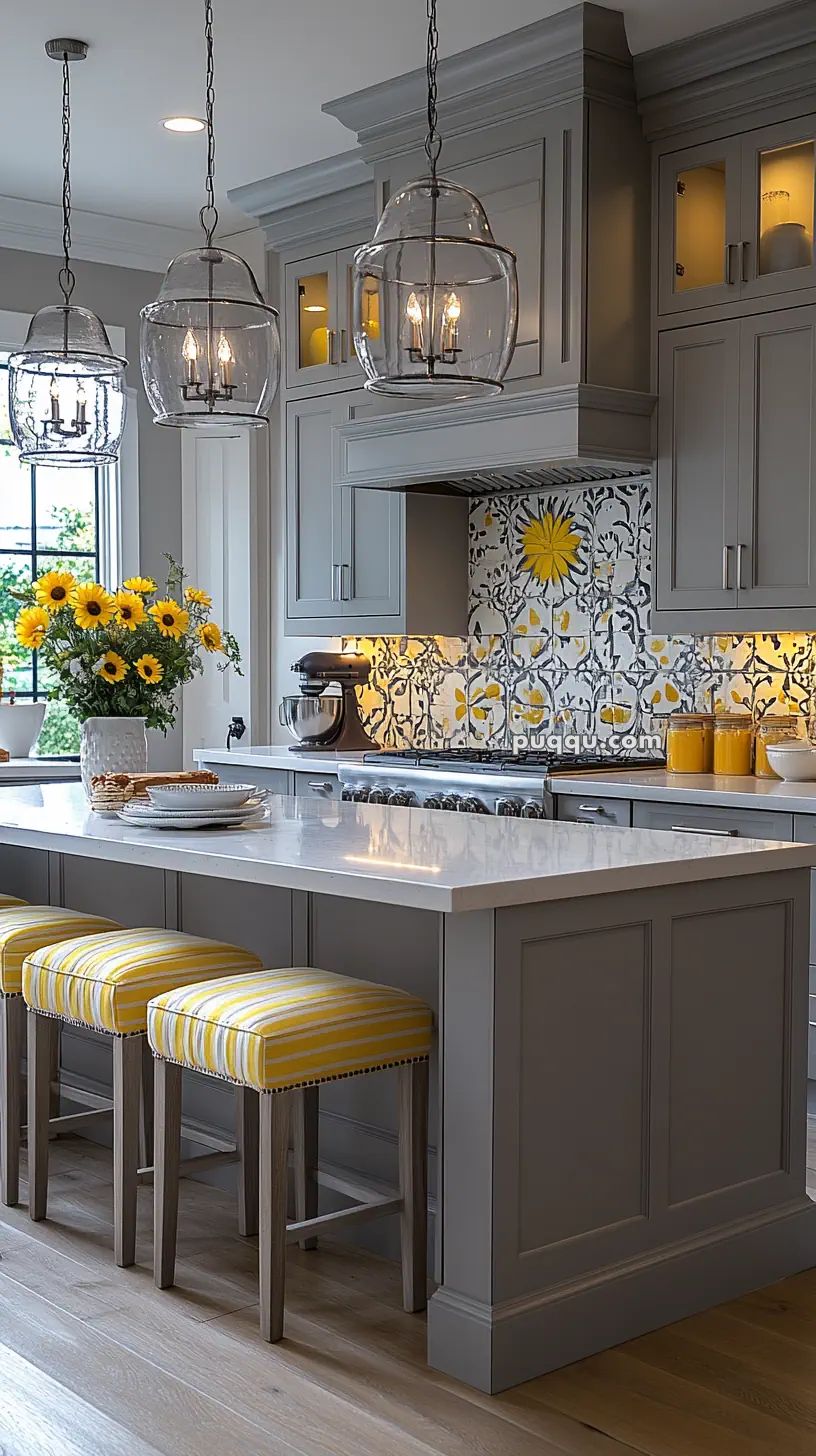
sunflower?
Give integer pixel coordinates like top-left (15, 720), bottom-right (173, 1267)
top-left (115, 590), bottom-right (146, 631)
top-left (135, 654), bottom-right (163, 684)
top-left (185, 587), bottom-right (212, 609)
top-left (15, 605), bottom-right (50, 650)
top-left (122, 576), bottom-right (156, 595)
top-left (94, 651), bottom-right (129, 683)
top-left (72, 582), bottom-right (116, 630)
top-left (34, 569), bottom-right (75, 613)
top-left (198, 621), bottom-right (225, 653)
top-left (520, 511), bottom-right (582, 588)
top-left (149, 599), bottom-right (190, 640)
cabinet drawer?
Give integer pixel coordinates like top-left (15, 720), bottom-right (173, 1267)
top-left (294, 772), bottom-right (340, 802)
top-left (556, 794), bottom-right (631, 827)
top-left (631, 800), bottom-right (793, 841)
top-left (202, 763), bottom-right (292, 795)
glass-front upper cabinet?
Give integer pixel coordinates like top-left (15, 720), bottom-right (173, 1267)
top-left (658, 138), bottom-right (743, 315)
top-left (742, 117), bottom-right (816, 299)
top-left (285, 248), bottom-right (367, 390)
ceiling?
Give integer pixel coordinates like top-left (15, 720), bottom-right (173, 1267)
top-left (0, 0), bottom-right (794, 233)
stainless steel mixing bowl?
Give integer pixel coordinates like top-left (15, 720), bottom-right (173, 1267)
top-left (279, 694), bottom-right (344, 746)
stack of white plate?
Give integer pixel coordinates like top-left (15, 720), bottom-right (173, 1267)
top-left (117, 783), bottom-right (267, 831)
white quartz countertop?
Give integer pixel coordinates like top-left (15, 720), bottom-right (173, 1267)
top-left (0, 784), bottom-right (812, 915)
top-left (194, 746), bottom-right (365, 773)
top-left (551, 769), bottom-right (816, 814)
top-left (0, 759), bottom-right (80, 782)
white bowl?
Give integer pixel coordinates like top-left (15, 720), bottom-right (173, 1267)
top-left (146, 782), bottom-right (261, 811)
top-left (765, 743), bottom-right (816, 781)
top-left (0, 702), bottom-right (46, 759)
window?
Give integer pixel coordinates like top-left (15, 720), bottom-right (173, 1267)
top-left (0, 346), bottom-right (135, 758)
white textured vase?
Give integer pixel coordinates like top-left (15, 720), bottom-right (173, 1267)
top-left (80, 716), bottom-right (148, 797)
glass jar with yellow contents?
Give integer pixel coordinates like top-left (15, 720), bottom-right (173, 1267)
top-left (666, 714), bottom-right (714, 774)
top-left (755, 715), bottom-right (802, 778)
top-left (713, 714), bottom-right (754, 776)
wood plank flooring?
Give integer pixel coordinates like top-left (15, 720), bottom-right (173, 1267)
top-left (0, 1130), bottom-right (814, 1455)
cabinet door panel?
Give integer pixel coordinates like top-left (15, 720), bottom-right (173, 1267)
top-left (342, 487), bottom-right (402, 619)
top-left (737, 307), bottom-right (816, 607)
top-left (655, 323), bottom-right (740, 612)
top-left (285, 252), bottom-right (339, 389)
top-left (741, 115), bottom-right (816, 302)
top-left (658, 139), bottom-right (742, 316)
top-left (285, 396), bottom-right (344, 620)
top-left (336, 243), bottom-right (370, 383)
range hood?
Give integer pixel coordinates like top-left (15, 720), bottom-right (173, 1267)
top-left (333, 384), bottom-right (656, 498)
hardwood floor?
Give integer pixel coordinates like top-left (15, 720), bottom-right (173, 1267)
top-left (0, 1131), bottom-right (815, 1455)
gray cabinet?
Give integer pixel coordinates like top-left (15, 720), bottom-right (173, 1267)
top-left (655, 305), bottom-right (816, 629)
top-left (285, 389), bottom-right (468, 637)
top-left (556, 794), bottom-right (632, 827)
top-left (294, 771), bottom-right (340, 802)
top-left (658, 114), bottom-right (816, 318)
top-left (631, 799), bottom-right (794, 841)
top-left (284, 247), bottom-right (363, 390)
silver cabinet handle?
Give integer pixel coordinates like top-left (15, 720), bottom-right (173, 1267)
top-left (722, 545), bottom-right (731, 590)
top-left (328, 328), bottom-right (338, 366)
top-left (341, 564), bottom-right (350, 601)
top-left (340, 328), bottom-right (348, 362)
top-left (670, 825), bottom-right (739, 837)
top-left (331, 564), bottom-right (341, 602)
top-left (739, 241), bottom-right (749, 283)
top-left (578, 804), bottom-right (607, 815)
top-left (308, 781), bottom-right (334, 794)
top-left (724, 243), bottom-right (736, 285)
top-left (738, 543), bottom-right (747, 591)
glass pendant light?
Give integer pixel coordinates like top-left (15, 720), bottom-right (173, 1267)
top-left (9, 40), bottom-right (127, 466)
top-left (352, 0), bottom-right (518, 401)
top-left (140, 0), bottom-right (280, 429)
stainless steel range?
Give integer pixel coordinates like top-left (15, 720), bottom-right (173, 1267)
top-left (338, 749), bottom-right (664, 818)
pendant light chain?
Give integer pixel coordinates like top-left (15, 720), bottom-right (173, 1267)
top-left (200, 0), bottom-right (219, 246)
top-left (424, 0), bottom-right (442, 182)
top-left (59, 50), bottom-right (76, 307)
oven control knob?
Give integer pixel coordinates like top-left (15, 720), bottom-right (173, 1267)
top-left (424, 794), bottom-right (444, 810)
top-left (460, 796), bottom-right (489, 814)
top-left (367, 787), bottom-right (387, 804)
top-left (521, 800), bottom-right (546, 820)
top-left (390, 790), bottom-right (415, 808)
top-left (352, 786), bottom-right (370, 802)
top-left (341, 786), bottom-right (355, 802)
top-left (497, 797), bottom-right (523, 817)
top-left (440, 794), bottom-right (460, 812)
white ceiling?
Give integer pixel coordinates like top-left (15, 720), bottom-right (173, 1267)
top-left (0, 0), bottom-right (794, 233)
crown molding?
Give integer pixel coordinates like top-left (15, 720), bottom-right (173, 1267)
top-left (0, 194), bottom-right (201, 275)
top-left (323, 3), bottom-right (636, 166)
top-left (229, 152), bottom-right (375, 253)
top-left (635, 0), bottom-right (816, 140)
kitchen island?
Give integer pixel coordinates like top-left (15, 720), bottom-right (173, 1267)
top-left (0, 783), bottom-right (814, 1393)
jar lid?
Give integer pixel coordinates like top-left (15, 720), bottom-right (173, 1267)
top-left (757, 713), bottom-right (800, 727)
top-left (714, 713), bottom-right (752, 726)
top-left (669, 713), bottom-right (712, 724)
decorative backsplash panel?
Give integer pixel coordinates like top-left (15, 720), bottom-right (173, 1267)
top-left (346, 477), bottom-right (816, 749)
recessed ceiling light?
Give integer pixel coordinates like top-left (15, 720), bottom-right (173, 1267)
top-left (163, 116), bottom-right (205, 133)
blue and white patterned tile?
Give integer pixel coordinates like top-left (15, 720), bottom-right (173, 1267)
top-left (510, 632), bottom-right (554, 669)
top-left (468, 600), bottom-right (509, 637)
top-left (509, 491), bottom-right (593, 603)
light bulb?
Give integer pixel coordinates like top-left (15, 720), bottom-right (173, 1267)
top-left (406, 292), bottom-right (424, 326)
top-left (182, 329), bottom-right (199, 363)
top-left (443, 292), bottom-right (461, 322)
top-left (217, 331), bottom-right (233, 389)
top-left (49, 376), bottom-right (60, 400)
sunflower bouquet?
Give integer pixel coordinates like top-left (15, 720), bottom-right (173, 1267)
top-left (13, 557), bottom-right (241, 733)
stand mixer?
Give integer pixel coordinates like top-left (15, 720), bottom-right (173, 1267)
top-left (279, 651), bottom-right (377, 752)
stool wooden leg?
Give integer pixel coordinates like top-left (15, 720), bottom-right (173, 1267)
top-left (0, 996), bottom-right (24, 1207)
top-left (154, 1057), bottom-right (183, 1289)
top-left (236, 1087), bottom-right (259, 1238)
top-left (398, 1060), bottom-right (429, 1314)
top-left (259, 1090), bottom-right (290, 1343)
top-left (27, 1012), bottom-right (57, 1222)
top-left (293, 1086), bottom-right (319, 1251)
top-left (139, 1036), bottom-right (155, 1169)
top-left (48, 1023), bottom-right (61, 1137)
top-left (113, 1034), bottom-right (143, 1268)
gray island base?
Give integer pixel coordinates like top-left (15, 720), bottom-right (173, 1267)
top-left (0, 786), bottom-right (814, 1393)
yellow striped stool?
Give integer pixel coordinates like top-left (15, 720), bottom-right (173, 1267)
top-left (0, 905), bottom-right (121, 1208)
top-left (147, 966), bottom-right (434, 1342)
top-left (23, 927), bottom-right (264, 1266)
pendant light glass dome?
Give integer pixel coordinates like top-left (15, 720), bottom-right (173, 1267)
top-left (352, 0), bottom-right (518, 401)
top-left (9, 40), bottom-right (127, 467)
top-left (140, 0), bottom-right (280, 429)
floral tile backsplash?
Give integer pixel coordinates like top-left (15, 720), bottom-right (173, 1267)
top-left (345, 477), bottom-right (816, 749)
